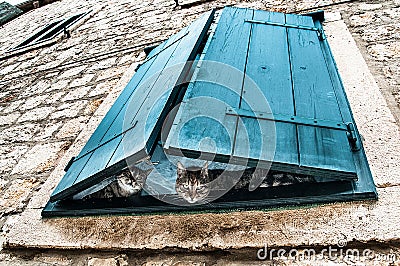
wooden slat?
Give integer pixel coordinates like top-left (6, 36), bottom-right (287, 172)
top-left (286, 14), bottom-right (356, 177)
top-left (233, 10), bottom-right (298, 165)
top-left (50, 11), bottom-right (214, 201)
top-left (75, 31), bottom-right (190, 184)
top-left (50, 44), bottom-right (168, 200)
top-left (77, 12), bottom-right (214, 184)
top-left (165, 7), bottom-right (254, 161)
top-left (77, 33), bottom-right (184, 157)
top-left (108, 10), bottom-right (215, 166)
top-left (166, 9), bottom-right (356, 180)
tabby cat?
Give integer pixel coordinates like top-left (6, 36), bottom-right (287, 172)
top-left (82, 167), bottom-right (152, 199)
top-left (175, 161), bottom-right (316, 203)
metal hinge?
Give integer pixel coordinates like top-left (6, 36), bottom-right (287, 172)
top-left (226, 108), bottom-right (347, 131)
top-left (245, 19), bottom-right (326, 41)
top-left (317, 28), bottom-right (326, 40)
top-left (226, 108), bottom-right (360, 152)
top-left (346, 123), bottom-right (360, 151)
top-left (64, 156), bottom-right (76, 172)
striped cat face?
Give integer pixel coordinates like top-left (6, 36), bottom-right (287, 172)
top-left (115, 173), bottom-right (139, 197)
top-left (114, 168), bottom-right (152, 197)
top-left (175, 161), bottom-right (210, 203)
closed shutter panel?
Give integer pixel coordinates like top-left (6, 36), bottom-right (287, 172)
top-left (50, 11), bottom-right (215, 202)
top-left (164, 7), bottom-right (357, 180)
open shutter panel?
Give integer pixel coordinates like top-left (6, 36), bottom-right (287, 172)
top-left (164, 7), bottom-right (358, 180)
top-left (50, 11), bottom-right (215, 202)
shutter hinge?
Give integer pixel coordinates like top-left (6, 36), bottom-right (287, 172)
top-left (245, 19), bottom-right (326, 41)
top-left (317, 28), bottom-right (326, 41)
top-left (143, 44), bottom-right (158, 56)
top-left (346, 123), bottom-right (360, 151)
top-left (134, 63), bottom-right (142, 71)
top-left (226, 107), bottom-right (347, 131)
top-left (64, 156), bottom-right (76, 172)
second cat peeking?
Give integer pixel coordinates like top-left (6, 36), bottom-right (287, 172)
top-left (175, 161), bottom-right (316, 204)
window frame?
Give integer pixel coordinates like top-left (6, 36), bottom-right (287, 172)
top-left (42, 8), bottom-right (377, 218)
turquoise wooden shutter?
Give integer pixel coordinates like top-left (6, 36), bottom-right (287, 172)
top-left (165, 7), bottom-right (358, 180)
top-left (50, 11), bottom-right (215, 202)
top-left (43, 7), bottom-right (377, 217)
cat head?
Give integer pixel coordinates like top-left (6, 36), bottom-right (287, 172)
top-left (115, 168), bottom-right (152, 197)
top-left (175, 161), bottom-right (210, 203)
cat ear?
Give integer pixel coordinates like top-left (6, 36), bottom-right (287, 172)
top-left (177, 161), bottom-right (185, 174)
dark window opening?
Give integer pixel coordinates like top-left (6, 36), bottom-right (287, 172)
top-left (9, 11), bottom-right (89, 52)
top-left (43, 8), bottom-right (377, 217)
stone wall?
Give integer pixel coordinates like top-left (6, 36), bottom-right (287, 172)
top-left (0, 0), bottom-right (399, 264)
top-left (341, 0), bottom-right (400, 123)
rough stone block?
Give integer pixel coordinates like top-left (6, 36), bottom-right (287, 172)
top-left (11, 142), bottom-right (66, 175)
top-left (19, 95), bottom-right (49, 111)
top-left (88, 80), bottom-right (118, 97)
top-left (56, 116), bottom-right (89, 139)
top-left (0, 124), bottom-right (39, 144)
top-left (59, 66), bottom-right (87, 79)
top-left (96, 67), bottom-right (127, 81)
top-left (88, 58), bottom-right (117, 71)
top-left (69, 74), bottom-right (95, 87)
top-left (19, 81), bottom-right (51, 98)
top-left (349, 13), bottom-right (374, 27)
top-left (47, 80), bottom-right (70, 93)
top-left (0, 178), bottom-right (40, 215)
top-left (368, 42), bottom-right (400, 61)
top-left (62, 86), bottom-right (91, 101)
top-left (0, 113), bottom-right (20, 126)
top-left (87, 256), bottom-right (128, 266)
top-left (18, 107), bottom-right (55, 122)
top-left (50, 100), bottom-right (88, 119)
top-left (359, 3), bottom-right (383, 11)
top-left (33, 122), bottom-right (63, 141)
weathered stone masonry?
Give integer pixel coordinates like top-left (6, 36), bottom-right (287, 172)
top-left (0, 0), bottom-right (399, 264)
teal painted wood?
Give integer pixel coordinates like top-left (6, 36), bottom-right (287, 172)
top-left (50, 11), bottom-right (214, 202)
top-left (165, 8), bottom-right (357, 179)
top-left (108, 11), bottom-right (215, 167)
top-left (50, 41), bottom-right (169, 201)
top-left (44, 8), bottom-right (377, 217)
top-left (165, 7), bottom-right (254, 162)
top-left (186, 7), bottom-right (253, 107)
top-left (313, 17), bottom-right (375, 193)
top-left (234, 9), bottom-right (298, 165)
top-left (286, 14), bottom-right (356, 177)
top-left (0, 2), bottom-right (22, 26)
top-left (75, 28), bottom-right (190, 185)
